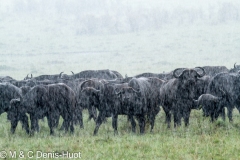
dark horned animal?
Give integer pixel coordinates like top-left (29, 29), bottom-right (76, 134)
top-left (160, 67), bottom-right (206, 128)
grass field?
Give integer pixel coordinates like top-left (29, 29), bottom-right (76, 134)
top-left (1, 109), bottom-right (240, 159)
top-left (1, 15), bottom-right (240, 159)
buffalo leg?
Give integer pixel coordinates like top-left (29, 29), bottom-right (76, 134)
top-left (92, 106), bottom-right (98, 122)
top-left (173, 108), bottom-right (178, 128)
top-left (20, 114), bottom-right (30, 134)
top-left (93, 111), bottom-right (105, 135)
top-left (150, 106), bottom-right (160, 132)
top-left (36, 121), bottom-right (40, 132)
top-left (53, 113), bottom-right (60, 128)
top-left (211, 113), bottom-right (215, 122)
top-left (163, 106), bottom-right (171, 128)
top-left (211, 106), bottom-right (219, 122)
top-left (210, 111), bottom-right (215, 122)
top-left (61, 114), bottom-right (73, 133)
top-left (219, 107), bottom-right (226, 121)
top-left (149, 113), bottom-right (155, 132)
top-left (69, 109), bottom-right (74, 133)
top-left (129, 115), bottom-right (136, 133)
top-left (88, 106), bottom-right (97, 122)
top-left (173, 109), bottom-right (181, 128)
top-left (227, 107), bottom-right (233, 122)
top-left (10, 120), bottom-right (18, 134)
top-left (202, 106), bottom-right (209, 117)
top-left (173, 113), bottom-right (178, 128)
top-left (112, 114), bottom-right (118, 135)
top-left (78, 108), bottom-right (84, 129)
top-left (47, 115), bottom-right (55, 135)
top-left (183, 111), bottom-right (190, 127)
top-left (137, 115), bottom-right (145, 134)
top-left (64, 105), bottom-right (75, 133)
top-left (30, 114), bottom-right (39, 134)
top-left (63, 117), bottom-right (70, 132)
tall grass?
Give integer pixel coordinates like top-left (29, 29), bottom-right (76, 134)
top-left (0, 109), bottom-right (240, 159)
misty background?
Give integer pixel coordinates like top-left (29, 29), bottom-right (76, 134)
top-left (1, 0), bottom-right (240, 33)
top-left (0, 0), bottom-right (240, 79)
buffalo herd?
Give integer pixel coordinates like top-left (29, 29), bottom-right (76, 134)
top-left (0, 64), bottom-right (240, 135)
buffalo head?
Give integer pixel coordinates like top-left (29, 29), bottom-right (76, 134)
top-left (79, 87), bottom-right (100, 108)
top-left (173, 67), bottom-right (205, 86)
top-left (172, 67), bottom-right (206, 100)
top-left (173, 67), bottom-right (205, 79)
top-left (115, 87), bottom-right (140, 105)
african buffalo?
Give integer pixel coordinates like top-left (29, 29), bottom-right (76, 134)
top-left (0, 83), bottom-right (22, 114)
top-left (57, 78), bottom-right (86, 127)
top-left (0, 83), bottom-right (31, 134)
top-left (79, 81), bottom-right (130, 135)
top-left (114, 86), bottom-right (145, 134)
top-left (8, 99), bottom-right (29, 134)
top-left (128, 77), bottom-right (164, 132)
top-left (103, 77), bottom-right (164, 134)
top-left (160, 67), bottom-right (206, 128)
top-left (206, 72), bottom-right (240, 121)
top-left (77, 79), bottom-right (106, 122)
top-left (145, 77), bottom-right (165, 131)
top-left (10, 83), bottom-right (76, 135)
top-left (193, 91), bottom-right (226, 122)
top-left (91, 83), bottom-right (129, 135)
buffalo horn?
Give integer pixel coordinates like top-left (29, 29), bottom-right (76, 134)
top-left (195, 67), bottom-right (206, 77)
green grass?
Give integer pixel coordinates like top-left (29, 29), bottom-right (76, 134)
top-left (0, 109), bottom-right (240, 159)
